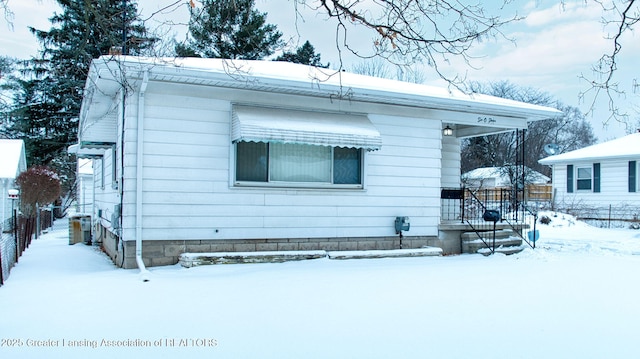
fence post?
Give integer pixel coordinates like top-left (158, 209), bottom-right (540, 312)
top-left (14, 209), bottom-right (18, 263)
top-left (35, 203), bottom-right (40, 240)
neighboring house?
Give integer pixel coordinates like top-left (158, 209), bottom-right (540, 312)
top-left (75, 158), bottom-right (94, 214)
top-left (462, 166), bottom-right (550, 188)
top-left (462, 166), bottom-right (552, 203)
top-left (539, 132), bottom-right (640, 219)
top-left (73, 56), bottom-right (558, 268)
top-left (0, 139), bottom-right (27, 230)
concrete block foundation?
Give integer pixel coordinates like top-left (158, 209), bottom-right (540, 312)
top-left (98, 227), bottom-right (448, 269)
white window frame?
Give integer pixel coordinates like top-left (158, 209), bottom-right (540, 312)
top-left (232, 141), bottom-right (366, 190)
top-left (576, 166), bottom-right (592, 191)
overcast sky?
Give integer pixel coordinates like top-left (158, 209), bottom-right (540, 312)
top-left (1, 0), bottom-right (638, 141)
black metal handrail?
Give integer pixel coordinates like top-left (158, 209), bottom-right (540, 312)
top-left (441, 187), bottom-right (538, 251)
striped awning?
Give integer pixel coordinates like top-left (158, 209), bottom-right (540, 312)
top-left (231, 105), bottom-right (382, 150)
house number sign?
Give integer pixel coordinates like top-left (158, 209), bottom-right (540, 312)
top-left (477, 116), bottom-right (496, 124)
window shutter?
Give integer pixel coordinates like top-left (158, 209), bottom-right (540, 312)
top-left (593, 163), bottom-right (601, 193)
top-left (567, 165), bottom-right (574, 193)
top-left (630, 161), bottom-right (637, 193)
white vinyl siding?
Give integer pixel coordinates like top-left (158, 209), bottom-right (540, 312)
top-left (120, 82), bottom-right (443, 241)
top-left (550, 160), bottom-right (640, 211)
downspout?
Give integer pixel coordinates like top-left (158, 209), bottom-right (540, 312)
top-left (136, 70), bottom-right (150, 282)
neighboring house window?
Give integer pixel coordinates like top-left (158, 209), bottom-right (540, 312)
top-left (572, 163), bottom-right (600, 192)
top-left (576, 166), bottom-right (592, 190)
top-left (630, 161), bottom-right (637, 193)
top-left (235, 141), bottom-right (362, 187)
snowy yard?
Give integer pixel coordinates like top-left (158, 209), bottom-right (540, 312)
top-left (1, 212), bottom-right (640, 359)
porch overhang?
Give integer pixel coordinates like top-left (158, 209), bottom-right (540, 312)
top-left (67, 144), bottom-right (106, 158)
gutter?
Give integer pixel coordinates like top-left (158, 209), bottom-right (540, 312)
top-left (136, 70), bottom-right (150, 282)
top-left (90, 57), bottom-right (561, 123)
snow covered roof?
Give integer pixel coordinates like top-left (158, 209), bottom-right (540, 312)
top-left (84, 56), bottom-right (560, 124)
top-left (0, 139), bottom-right (27, 179)
top-left (462, 166), bottom-right (550, 185)
top-left (539, 132), bottom-right (640, 165)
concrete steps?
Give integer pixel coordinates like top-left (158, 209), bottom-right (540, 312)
top-left (461, 229), bottom-right (524, 255)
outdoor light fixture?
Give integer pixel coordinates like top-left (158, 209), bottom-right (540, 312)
top-left (443, 125), bottom-right (454, 136)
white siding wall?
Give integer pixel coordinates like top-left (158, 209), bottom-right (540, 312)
top-left (441, 135), bottom-right (461, 188)
top-left (551, 160), bottom-right (640, 208)
top-left (120, 82), bottom-right (445, 242)
top-left (93, 93), bottom-right (123, 233)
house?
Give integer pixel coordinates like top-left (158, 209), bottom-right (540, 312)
top-left (0, 139), bottom-right (27, 231)
top-left (74, 158), bottom-right (94, 214)
top-left (539, 132), bottom-right (640, 220)
top-left (462, 166), bottom-right (551, 204)
top-left (73, 56), bottom-right (559, 268)
top-left (462, 166), bottom-right (550, 188)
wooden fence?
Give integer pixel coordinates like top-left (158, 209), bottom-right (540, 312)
top-left (471, 185), bottom-right (552, 203)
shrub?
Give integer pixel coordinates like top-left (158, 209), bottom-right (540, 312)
top-left (15, 166), bottom-right (61, 217)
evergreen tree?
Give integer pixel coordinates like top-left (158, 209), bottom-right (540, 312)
top-left (6, 0), bottom-right (152, 199)
top-left (0, 56), bottom-right (15, 136)
top-left (275, 41), bottom-right (328, 68)
top-left (176, 0), bottom-right (282, 59)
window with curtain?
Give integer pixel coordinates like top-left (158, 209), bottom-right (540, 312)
top-left (235, 141), bottom-right (362, 187)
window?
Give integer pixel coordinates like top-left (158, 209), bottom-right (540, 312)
top-left (235, 141), bottom-right (362, 187)
top-left (111, 145), bottom-right (118, 190)
top-left (576, 166), bottom-right (592, 190)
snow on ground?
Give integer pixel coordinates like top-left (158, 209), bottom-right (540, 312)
top-left (1, 212), bottom-right (640, 359)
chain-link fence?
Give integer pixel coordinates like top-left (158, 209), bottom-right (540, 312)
top-left (0, 209), bottom-right (54, 286)
top-left (550, 202), bottom-right (640, 229)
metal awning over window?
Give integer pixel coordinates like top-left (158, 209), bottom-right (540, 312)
top-left (231, 105), bottom-right (382, 151)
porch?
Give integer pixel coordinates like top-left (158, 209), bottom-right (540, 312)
top-left (439, 187), bottom-right (540, 255)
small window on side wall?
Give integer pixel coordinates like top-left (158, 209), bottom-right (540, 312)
top-left (576, 166), bottom-right (592, 190)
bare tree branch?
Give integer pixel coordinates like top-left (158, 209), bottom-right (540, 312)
top-left (579, 0), bottom-right (639, 126)
top-left (307, 0), bottom-right (522, 89)
top-left (1, 0), bottom-right (14, 30)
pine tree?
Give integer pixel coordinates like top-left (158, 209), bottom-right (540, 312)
top-left (176, 0), bottom-right (282, 59)
top-left (274, 41), bottom-right (329, 68)
top-left (7, 0), bottom-right (152, 200)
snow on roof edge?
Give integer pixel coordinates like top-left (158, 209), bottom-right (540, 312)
top-left (539, 132), bottom-right (640, 164)
top-left (92, 56), bottom-right (561, 120)
top-left (0, 139), bottom-right (26, 179)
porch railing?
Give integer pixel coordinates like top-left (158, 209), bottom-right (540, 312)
top-left (441, 187), bottom-right (539, 250)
